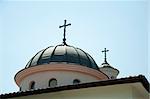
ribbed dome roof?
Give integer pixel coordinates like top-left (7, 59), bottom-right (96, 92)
top-left (25, 44), bottom-right (99, 70)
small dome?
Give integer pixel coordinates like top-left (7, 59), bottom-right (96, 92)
top-left (100, 63), bottom-right (119, 79)
top-left (25, 44), bottom-right (99, 70)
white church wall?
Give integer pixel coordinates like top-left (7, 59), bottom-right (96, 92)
top-left (131, 83), bottom-right (149, 99)
top-left (20, 70), bottom-right (99, 91)
top-left (8, 84), bottom-right (137, 99)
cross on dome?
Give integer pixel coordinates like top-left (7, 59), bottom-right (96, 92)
top-left (59, 20), bottom-right (71, 45)
top-left (102, 48), bottom-right (109, 64)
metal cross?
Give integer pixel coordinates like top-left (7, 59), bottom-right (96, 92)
top-left (59, 20), bottom-right (71, 45)
top-left (102, 48), bottom-right (109, 64)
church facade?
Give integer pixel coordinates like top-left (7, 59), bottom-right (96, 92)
top-left (1, 20), bottom-right (149, 99)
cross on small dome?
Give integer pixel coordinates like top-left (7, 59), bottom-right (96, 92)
top-left (102, 48), bottom-right (109, 64)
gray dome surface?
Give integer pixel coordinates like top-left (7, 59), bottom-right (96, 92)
top-left (25, 44), bottom-right (99, 70)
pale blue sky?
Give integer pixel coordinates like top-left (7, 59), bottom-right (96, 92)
top-left (0, 0), bottom-right (149, 93)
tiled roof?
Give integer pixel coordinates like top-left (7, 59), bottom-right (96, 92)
top-left (1, 75), bottom-right (149, 99)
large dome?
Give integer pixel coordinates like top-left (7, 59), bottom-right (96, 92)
top-left (25, 44), bottom-right (99, 70)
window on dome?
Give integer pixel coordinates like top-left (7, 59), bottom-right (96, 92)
top-left (73, 79), bottom-right (80, 85)
top-left (49, 78), bottom-right (57, 87)
top-left (111, 76), bottom-right (115, 79)
top-left (19, 87), bottom-right (21, 91)
top-left (29, 81), bottom-right (35, 90)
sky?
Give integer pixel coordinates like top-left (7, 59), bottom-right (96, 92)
top-left (0, 0), bottom-right (149, 94)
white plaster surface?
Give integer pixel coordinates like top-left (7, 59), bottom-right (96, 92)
top-left (20, 70), bottom-right (99, 91)
top-left (9, 83), bottom-right (149, 99)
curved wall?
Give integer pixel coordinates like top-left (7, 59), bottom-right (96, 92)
top-left (15, 64), bottom-right (108, 91)
top-left (20, 71), bottom-right (100, 91)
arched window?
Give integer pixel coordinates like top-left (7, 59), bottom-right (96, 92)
top-left (73, 79), bottom-right (80, 85)
top-left (19, 87), bottom-right (21, 91)
top-left (111, 76), bottom-right (115, 79)
top-left (29, 81), bottom-right (35, 90)
top-left (49, 78), bottom-right (57, 87)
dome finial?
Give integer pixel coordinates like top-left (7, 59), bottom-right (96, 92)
top-left (59, 20), bottom-right (71, 45)
top-left (102, 48), bottom-right (109, 64)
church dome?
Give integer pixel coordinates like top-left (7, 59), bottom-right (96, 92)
top-left (25, 44), bottom-right (99, 70)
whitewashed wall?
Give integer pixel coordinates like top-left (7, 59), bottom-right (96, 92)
top-left (20, 71), bottom-right (99, 91)
top-left (9, 83), bottom-right (149, 99)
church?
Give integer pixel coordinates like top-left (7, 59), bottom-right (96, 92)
top-left (1, 20), bottom-right (149, 99)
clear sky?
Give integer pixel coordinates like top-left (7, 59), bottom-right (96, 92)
top-left (0, 0), bottom-right (149, 93)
